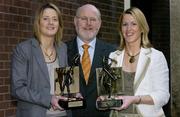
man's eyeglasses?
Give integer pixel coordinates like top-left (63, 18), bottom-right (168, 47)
top-left (76, 16), bottom-right (98, 23)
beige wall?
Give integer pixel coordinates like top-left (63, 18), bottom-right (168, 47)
top-left (171, 0), bottom-right (180, 116)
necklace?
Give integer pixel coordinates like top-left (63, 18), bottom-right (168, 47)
top-left (41, 46), bottom-right (54, 60)
top-left (44, 50), bottom-right (53, 60)
top-left (127, 51), bottom-right (140, 63)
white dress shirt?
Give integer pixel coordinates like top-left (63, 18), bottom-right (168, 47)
top-left (76, 36), bottom-right (96, 64)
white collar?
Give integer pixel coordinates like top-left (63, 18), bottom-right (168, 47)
top-left (76, 36), bottom-right (96, 49)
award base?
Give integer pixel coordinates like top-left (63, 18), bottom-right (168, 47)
top-left (97, 98), bottom-right (122, 109)
top-left (58, 98), bottom-right (86, 109)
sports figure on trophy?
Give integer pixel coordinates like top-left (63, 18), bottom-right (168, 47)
top-left (96, 57), bottom-right (124, 109)
top-left (55, 54), bottom-right (85, 109)
top-left (56, 67), bottom-right (73, 97)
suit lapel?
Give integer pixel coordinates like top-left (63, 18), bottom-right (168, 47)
top-left (55, 43), bottom-right (61, 67)
top-left (110, 48), bottom-right (151, 94)
top-left (68, 38), bottom-right (79, 65)
top-left (87, 41), bottom-right (100, 85)
top-left (31, 39), bottom-right (50, 83)
top-left (134, 48), bottom-right (151, 93)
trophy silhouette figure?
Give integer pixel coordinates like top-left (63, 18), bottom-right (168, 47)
top-left (96, 57), bottom-right (124, 109)
top-left (55, 54), bottom-right (85, 109)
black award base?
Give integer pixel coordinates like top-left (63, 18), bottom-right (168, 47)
top-left (97, 98), bottom-right (122, 109)
top-left (58, 98), bottom-right (86, 110)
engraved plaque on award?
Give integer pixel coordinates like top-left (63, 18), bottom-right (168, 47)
top-left (54, 55), bottom-right (85, 109)
top-left (96, 57), bottom-right (124, 109)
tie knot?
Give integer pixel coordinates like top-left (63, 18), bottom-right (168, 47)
top-left (82, 44), bottom-right (90, 50)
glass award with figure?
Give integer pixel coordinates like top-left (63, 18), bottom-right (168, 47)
top-left (96, 57), bottom-right (124, 109)
top-left (54, 54), bottom-right (85, 109)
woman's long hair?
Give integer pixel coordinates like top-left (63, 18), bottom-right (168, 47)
top-left (118, 7), bottom-right (152, 50)
top-left (33, 3), bottom-right (63, 44)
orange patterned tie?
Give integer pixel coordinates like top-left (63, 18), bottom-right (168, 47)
top-left (82, 44), bottom-right (91, 84)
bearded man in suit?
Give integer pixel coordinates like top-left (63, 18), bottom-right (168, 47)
top-left (66, 4), bottom-right (115, 117)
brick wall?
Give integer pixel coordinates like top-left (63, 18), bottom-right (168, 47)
top-left (0, 1), bottom-right (34, 116)
top-left (0, 0), bottom-right (123, 116)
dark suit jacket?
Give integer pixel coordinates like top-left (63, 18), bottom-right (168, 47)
top-left (66, 38), bottom-right (116, 117)
top-left (11, 38), bottom-right (68, 117)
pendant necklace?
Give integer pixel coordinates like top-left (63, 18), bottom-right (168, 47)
top-left (41, 46), bottom-right (54, 60)
top-left (44, 50), bottom-right (53, 60)
top-left (127, 51), bottom-right (140, 63)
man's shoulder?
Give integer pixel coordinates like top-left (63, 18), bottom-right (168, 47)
top-left (65, 39), bottom-right (76, 48)
top-left (96, 39), bottom-right (116, 50)
top-left (65, 39), bottom-right (72, 45)
top-left (65, 38), bottom-right (116, 50)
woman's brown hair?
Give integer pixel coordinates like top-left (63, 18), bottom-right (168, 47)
top-left (33, 3), bottom-right (63, 44)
